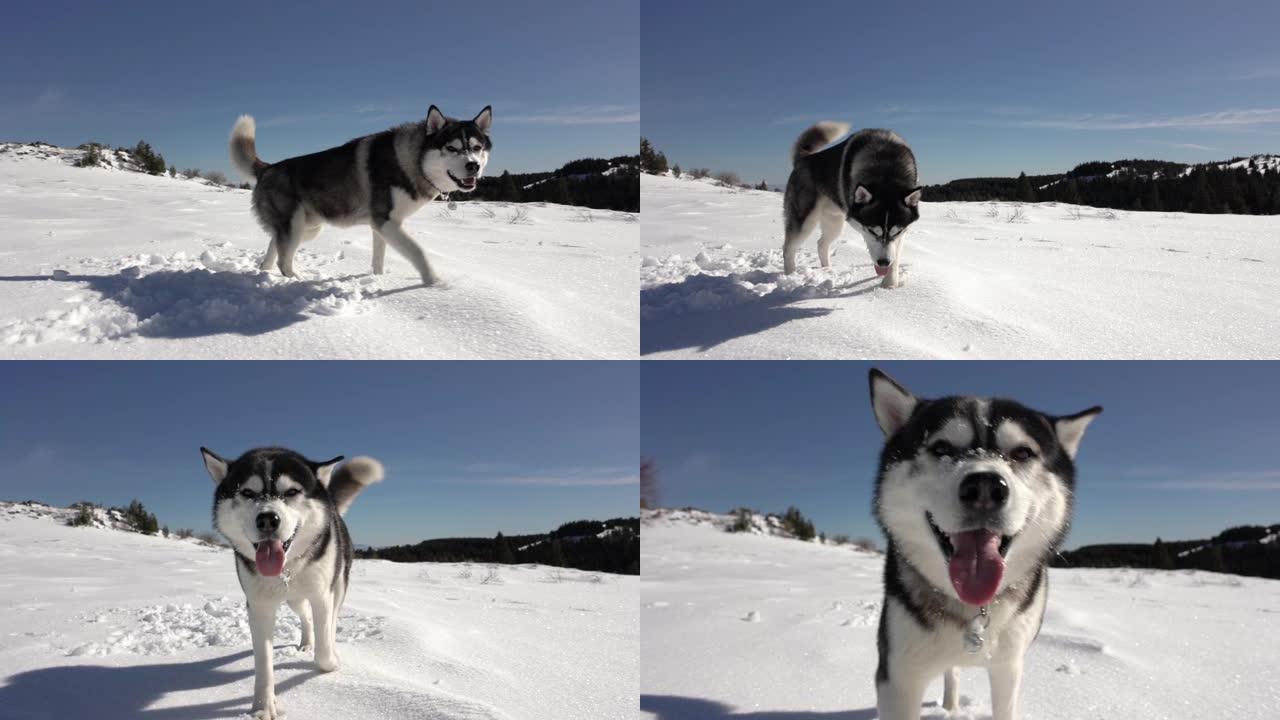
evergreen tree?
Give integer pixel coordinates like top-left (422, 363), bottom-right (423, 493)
top-left (1144, 181), bottom-right (1163, 212)
top-left (494, 532), bottom-right (515, 564)
top-left (546, 177), bottom-right (572, 205)
top-left (548, 538), bottom-right (565, 567)
top-left (756, 179), bottom-right (769, 191)
top-left (498, 170), bottom-right (521, 202)
top-left (1015, 172), bottom-right (1037, 203)
top-left (1207, 544), bottom-right (1226, 573)
top-left (1061, 178), bottom-right (1081, 205)
top-left (671, 164), bottom-right (682, 178)
top-left (1152, 538), bottom-right (1175, 570)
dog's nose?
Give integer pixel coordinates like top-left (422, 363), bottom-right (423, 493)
top-left (256, 511), bottom-right (281, 535)
top-left (875, 258), bottom-right (891, 267)
top-left (465, 161), bottom-right (479, 174)
top-left (958, 472), bottom-right (1009, 510)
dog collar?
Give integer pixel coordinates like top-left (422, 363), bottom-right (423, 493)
top-left (963, 605), bottom-right (990, 654)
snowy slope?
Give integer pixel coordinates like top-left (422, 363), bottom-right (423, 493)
top-left (640, 509), bottom-right (1280, 720)
top-left (640, 174), bottom-right (1280, 359)
top-left (0, 502), bottom-right (638, 719)
top-left (0, 143), bottom-right (638, 359)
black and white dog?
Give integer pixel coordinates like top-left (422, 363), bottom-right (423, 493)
top-left (229, 106), bottom-right (492, 285)
top-left (783, 123), bottom-right (921, 288)
top-left (201, 446), bottom-right (384, 720)
top-left (868, 369), bottom-right (1100, 720)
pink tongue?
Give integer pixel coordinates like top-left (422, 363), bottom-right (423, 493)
top-left (256, 540), bottom-right (286, 577)
top-left (874, 265), bottom-right (890, 277)
top-left (948, 529), bottom-right (1004, 606)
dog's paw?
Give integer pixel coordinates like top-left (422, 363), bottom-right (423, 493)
top-left (250, 696), bottom-right (279, 719)
top-left (315, 652), bottom-right (340, 672)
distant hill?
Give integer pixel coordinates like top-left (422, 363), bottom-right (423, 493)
top-left (471, 155), bottom-right (639, 212)
top-left (924, 155), bottom-right (1280, 214)
top-left (1054, 523), bottom-right (1280, 579)
top-left (355, 517), bottom-right (640, 575)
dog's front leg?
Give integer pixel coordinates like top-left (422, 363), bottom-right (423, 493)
top-left (988, 661), bottom-right (1024, 720)
top-left (371, 228), bottom-right (387, 274)
top-left (882, 262), bottom-right (902, 289)
top-left (876, 674), bottom-right (928, 720)
top-left (377, 221), bottom-right (438, 285)
top-left (287, 597), bottom-right (313, 653)
top-left (247, 599), bottom-right (281, 719)
top-left (310, 589), bottom-right (340, 672)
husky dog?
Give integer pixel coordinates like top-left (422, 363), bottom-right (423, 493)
top-left (867, 369), bottom-right (1100, 720)
top-left (783, 123), bottom-right (922, 288)
top-left (229, 106), bottom-right (492, 285)
top-left (201, 446), bottom-right (384, 720)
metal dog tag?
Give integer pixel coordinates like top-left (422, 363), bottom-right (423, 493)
top-left (964, 606), bottom-right (989, 654)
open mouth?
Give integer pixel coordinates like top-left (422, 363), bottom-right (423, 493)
top-left (926, 512), bottom-right (1013, 606)
top-left (874, 264), bottom-right (891, 277)
top-left (253, 529), bottom-right (296, 577)
top-left (448, 172), bottom-right (478, 191)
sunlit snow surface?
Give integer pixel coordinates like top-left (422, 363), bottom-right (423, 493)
top-left (0, 143), bottom-right (638, 359)
top-left (641, 174), bottom-right (1279, 359)
top-left (641, 508), bottom-right (1280, 719)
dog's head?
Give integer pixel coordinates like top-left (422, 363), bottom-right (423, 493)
top-left (201, 446), bottom-right (342, 577)
top-left (868, 369), bottom-right (1100, 607)
top-left (846, 184), bottom-right (922, 276)
top-left (420, 105), bottom-right (492, 193)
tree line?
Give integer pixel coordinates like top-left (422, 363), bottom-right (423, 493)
top-left (1052, 523), bottom-right (1280, 579)
top-left (924, 158), bottom-right (1280, 214)
top-left (355, 517), bottom-right (640, 575)
top-left (469, 155), bottom-right (639, 212)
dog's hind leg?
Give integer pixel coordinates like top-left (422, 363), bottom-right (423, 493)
top-left (942, 667), bottom-right (959, 713)
top-left (816, 211), bottom-right (844, 268)
top-left (988, 662), bottom-right (1023, 720)
top-left (377, 221), bottom-right (438, 286)
top-left (275, 208), bottom-right (306, 278)
top-left (247, 599), bottom-right (281, 719)
top-left (783, 212), bottom-right (818, 275)
top-left (287, 597), bottom-right (313, 653)
top-left (371, 228), bottom-right (387, 274)
top-left (258, 240), bottom-right (277, 272)
top-left (310, 590), bottom-right (340, 672)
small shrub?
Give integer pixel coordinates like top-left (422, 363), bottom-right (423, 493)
top-left (68, 502), bottom-right (96, 527)
top-left (689, 168), bottom-right (711, 179)
top-left (479, 564), bottom-right (503, 585)
top-left (713, 171), bottom-right (740, 187)
top-left (120, 499), bottom-right (159, 534)
top-left (200, 170), bottom-right (227, 186)
top-left (173, 528), bottom-right (195, 539)
top-left (852, 537), bottom-right (879, 553)
top-left (195, 531), bottom-right (223, 546)
top-left (782, 506), bottom-right (815, 541)
top-left (727, 507), bottom-right (754, 533)
top-left (77, 144), bottom-right (102, 168)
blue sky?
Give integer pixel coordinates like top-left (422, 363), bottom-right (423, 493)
top-left (643, 0), bottom-right (1280, 186)
top-left (0, 362), bottom-right (639, 546)
top-left (0, 0), bottom-right (638, 178)
top-left (642, 362), bottom-right (1280, 549)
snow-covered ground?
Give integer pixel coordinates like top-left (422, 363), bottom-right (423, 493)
top-left (0, 142), bottom-right (638, 359)
top-left (640, 174), bottom-right (1280, 359)
top-left (0, 502), bottom-right (638, 719)
top-left (641, 509), bottom-right (1280, 719)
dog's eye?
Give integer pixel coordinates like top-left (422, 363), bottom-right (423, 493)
top-left (929, 440), bottom-right (955, 457)
top-left (1009, 446), bottom-right (1037, 462)
top-left (283, 489), bottom-right (301, 497)
top-left (239, 489), bottom-right (256, 499)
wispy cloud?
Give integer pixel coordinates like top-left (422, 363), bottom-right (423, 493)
top-left (1119, 469), bottom-right (1280, 491)
top-left (1137, 140), bottom-right (1225, 152)
top-left (504, 105), bottom-right (639, 125)
top-left (999, 108), bottom-right (1280, 131)
top-left (442, 464), bottom-right (637, 487)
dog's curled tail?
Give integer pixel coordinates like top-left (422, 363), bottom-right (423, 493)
top-left (229, 115), bottom-right (270, 181)
top-left (791, 121), bottom-right (850, 165)
top-left (329, 456), bottom-right (385, 516)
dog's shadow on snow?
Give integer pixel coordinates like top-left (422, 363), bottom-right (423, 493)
top-left (641, 695), bottom-right (951, 720)
top-left (640, 271), bottom-right (882, 355)
top-left (0, 647), bottom-right (324, 719)
top-left (0, 270), bottom-right (380, 339)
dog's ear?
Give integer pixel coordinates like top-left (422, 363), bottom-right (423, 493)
top-left (310, 455), bottom-right (345, 487)
top-left (200, 447), bottom-right (228, 484)
top-left (1053, 407), bottom-right (1102, 460)
top-left (853, 184), bottom-right (873, 205)
top-left (869, 369), bottom-right (916, 437)
top-left (903, 187), bottom-right (922, 208)
top-left (426, 106), bottom-right (447, 134)
top-left (472, 105), bottom-right (492, 133)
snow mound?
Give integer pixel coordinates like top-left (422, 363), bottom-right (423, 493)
top-left (67, 597), bottom-right (384, 657)
top-left (641, 173), bottom-right (1280, 359)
